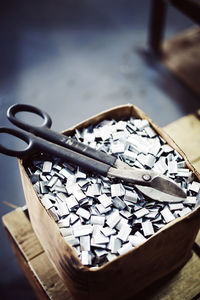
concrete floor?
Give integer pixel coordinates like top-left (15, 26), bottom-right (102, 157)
top-left (0, 1), bottom-right (199, 299)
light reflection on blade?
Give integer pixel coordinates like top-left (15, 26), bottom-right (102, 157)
top-left (135, 185), bottom-right (185, 203)
top-left (150, 176), bottom-right (186, 198)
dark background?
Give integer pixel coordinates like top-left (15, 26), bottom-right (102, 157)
top-left (0, 0), bottom-right (199, 299)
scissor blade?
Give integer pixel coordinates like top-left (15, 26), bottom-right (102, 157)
top-left (135, 185), bottom-right (185, 203)
top-left (108, 165), bottom-right (186, 202)
top-left (150, 176), bottom-right (186, 199)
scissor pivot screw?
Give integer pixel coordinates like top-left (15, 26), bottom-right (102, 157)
top-left (142, 174), bottom-right (151, 181)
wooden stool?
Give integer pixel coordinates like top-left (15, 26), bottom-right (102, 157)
top-left (149, 0), bottom-right (200, 55)
top-left (148, 0), bottom-right (200, 97)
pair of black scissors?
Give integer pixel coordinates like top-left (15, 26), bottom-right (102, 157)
top-left (0, 104), bottom-right (186, 202)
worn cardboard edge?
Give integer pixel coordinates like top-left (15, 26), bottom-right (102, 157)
top-left (62, 103), bottom-right (200, 180)
top-left (19, 103), bottom-right (200, 266)
top-left (18, 160), bottom-right (86, 266)
top-left (64, 103), bottom-right (200, 260)
top-left (18, 158), bottom-right (91, 299)
top-left (61, 104), bottom-right (134, 135)
top-left (64, 103), bottom-right (200, 270)
top-left (18, 104), bottom-right (200, 299)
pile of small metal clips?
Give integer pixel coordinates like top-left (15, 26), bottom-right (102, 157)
top-left (27, 117), bottom-right (200, 267)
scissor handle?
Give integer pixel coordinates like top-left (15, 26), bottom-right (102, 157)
top-left (6, 103), bottom-right (117, 168)
top-left (0, 126), bottom-right (112, 176)
top-left (0, 127), bottom-right (33, 158)
top-left (7, 104), bottom-right (52, 132)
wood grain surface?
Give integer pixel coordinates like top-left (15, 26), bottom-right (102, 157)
top-left (162, 27), bottom-right (200, 97)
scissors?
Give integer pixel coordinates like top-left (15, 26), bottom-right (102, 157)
top-left (0, 104), bottom-right (186, 203)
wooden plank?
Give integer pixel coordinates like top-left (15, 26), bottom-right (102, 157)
top-left (162, 26), bottom-right (200, 97)
top-left (4, 226), bottom-right (49, 300)
top-left (136, 252), bottom-right (200, 300)
top-left (2, 208), bottom-right (71, 300)
top-left (29, 253), bottom-right (72, 300)
top-left (195, 230), bottom-right (200, 245)
top-left (2, 207), bottom-right (44, 261)
top-left (164, 110), bottom-right (200, 173)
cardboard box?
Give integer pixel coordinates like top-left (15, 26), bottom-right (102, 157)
top-left (18, 104), bottom-right (200, 300)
